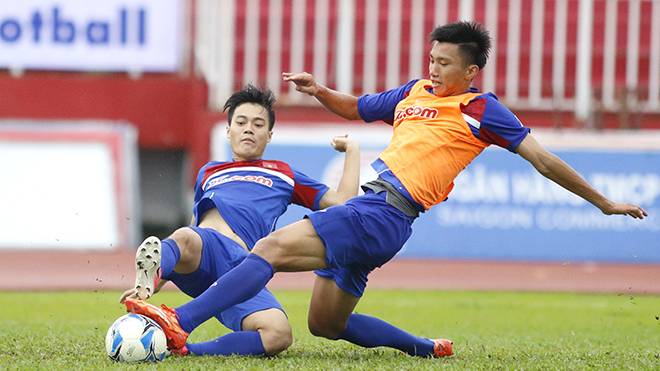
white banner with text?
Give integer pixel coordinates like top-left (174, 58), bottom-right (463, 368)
top-left (0, 0), bottom-right (183, 72)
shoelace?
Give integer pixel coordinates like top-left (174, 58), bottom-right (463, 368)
top-left (160, 304), bottom-right (180, 320)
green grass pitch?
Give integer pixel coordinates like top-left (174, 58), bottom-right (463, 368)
top-left (1, 289), bottom-right (659, 370)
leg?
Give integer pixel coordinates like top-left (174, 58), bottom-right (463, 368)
top-left (241, 308), bottom-right (292, 355)
top-left (165, 227), bottom-right (203, 275)
top-left (128, 227), bottom-right (248, 349)
top-left (252, 218), bottom-right (328, 272)
top-left (310, 276), bottom-right (452, 358)
top-left (308, 275), bottom-right (360, 339)
top-left (162, 219), bottom-right (326, 339)
top-left (183, 285), bottom-right (291, 357)
top-left (184, 308), bottom-right (292, 357)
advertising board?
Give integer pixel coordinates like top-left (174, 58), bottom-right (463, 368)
top-left (0, 0), bottom-right (182, 72)
top-left (0, 121), bottom-right (140, 250)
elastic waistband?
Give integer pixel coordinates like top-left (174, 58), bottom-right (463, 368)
top-left (361, 178), bottom-right (423, 218)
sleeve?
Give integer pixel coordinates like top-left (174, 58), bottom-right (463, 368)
top-left (290, 167), bottom-right (330, 211)
top-left (461, 92), bottom-right (531, 152)
top-left (357, 79), bottom-right (419, 123)
top-left (193, 164), bottom-right (208, 204)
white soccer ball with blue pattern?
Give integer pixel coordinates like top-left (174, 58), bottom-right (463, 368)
top-left (105, 313), bottom-right (168, 362)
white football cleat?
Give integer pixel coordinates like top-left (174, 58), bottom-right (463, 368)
top-left (134, 236), bottom-right (162, 300)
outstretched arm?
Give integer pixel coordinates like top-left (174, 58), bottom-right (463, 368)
top-left (515, 134), bottom-right (647, 219)
top-left (318, 135), bottom-right (361, 209)
top-left (283, 72), bottom-right (361, 120)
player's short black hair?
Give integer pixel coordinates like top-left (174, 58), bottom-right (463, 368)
top-left (428, 21), bottom-right (492, 70)
top-left (223, 84), bottom-right (276, 130)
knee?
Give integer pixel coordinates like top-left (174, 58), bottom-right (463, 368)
top-left (251, 234), bottom-right (284, 264)
top-left (260, 323), bottom-right (293, 356)
top-left (307, 314), bottom-right (345, 340)
top-left (168, 228), bottom-right (201, 264)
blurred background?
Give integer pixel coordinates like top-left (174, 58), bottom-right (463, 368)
top-left (0, 0), bottom-right (658, 266)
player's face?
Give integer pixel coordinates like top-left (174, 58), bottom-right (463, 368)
top-left (226, 103), bottom-right (273, 161)
top-left (428, 42), bottom-right (478, 97)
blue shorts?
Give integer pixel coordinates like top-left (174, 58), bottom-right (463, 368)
top-left (307, 190), bottom-right (415, 297)
top-left (165, 226), bottom-right (285, 332)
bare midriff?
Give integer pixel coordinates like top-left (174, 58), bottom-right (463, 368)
top-left (198, 208), bottom-right (249, 252)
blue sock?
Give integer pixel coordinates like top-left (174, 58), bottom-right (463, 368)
top-left (186, 331), bottom-right (266, 356)
top-left (338, 313), bottom-right (435, 357)
top-left (175, 254), bottom-right (274, 333)
top-left (159, 238), bottom-right (180, 280)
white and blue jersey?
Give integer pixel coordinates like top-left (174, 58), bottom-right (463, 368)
top-left (192, 159), bottom-right (330, 249)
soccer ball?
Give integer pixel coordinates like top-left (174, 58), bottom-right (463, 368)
top-left (105, 313), bottom-right (168, 362)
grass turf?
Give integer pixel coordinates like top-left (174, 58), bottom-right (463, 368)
top-left (1, 289), bottom-right (659, 370)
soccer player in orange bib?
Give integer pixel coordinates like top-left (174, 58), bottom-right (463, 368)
top-left (127, 21), bottom-right (646, 358)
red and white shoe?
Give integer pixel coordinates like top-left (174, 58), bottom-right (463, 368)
top-left (432, 339), bottom-right (453, 357)
top-left (125, 298), bottom-right (189, 350)
top-left (134, 236), bottom-right (162, 300)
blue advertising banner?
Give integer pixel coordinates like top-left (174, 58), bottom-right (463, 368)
top-left (212, 124), bottom-right (660, 263)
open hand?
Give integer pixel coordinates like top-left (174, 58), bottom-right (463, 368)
top-left (601, 202), bottom-right (648, 219)
top-left (282, 72), bottom-right (320, 96)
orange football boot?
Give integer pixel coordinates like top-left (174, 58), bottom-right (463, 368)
top-left (125, 298), bottom-right (189, 350)
top-left (432, 338), bottom-right (453, 357)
